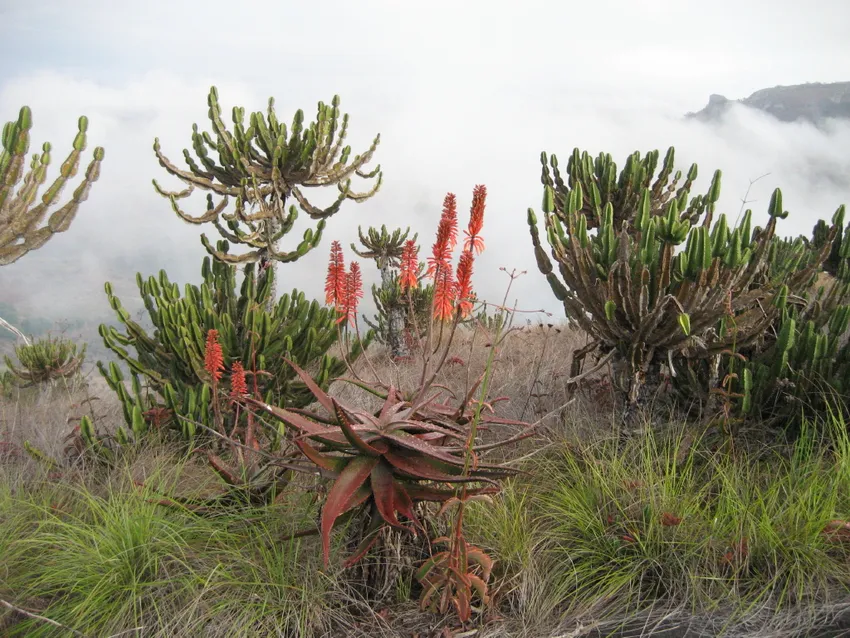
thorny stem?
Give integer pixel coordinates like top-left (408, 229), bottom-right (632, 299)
top-left (210, 376), bottom-right (224, 436)
top-left (463, 318), bottom-right (479, 409)
top-left (403, 279), bottom-right (426, 361)
top-left (462, 268), bottom-right (523, 475)
top-left (418, 252), bottom-right (456, 390)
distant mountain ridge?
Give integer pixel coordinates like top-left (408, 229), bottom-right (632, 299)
top-left (687, 81), bottom-right (850, 125)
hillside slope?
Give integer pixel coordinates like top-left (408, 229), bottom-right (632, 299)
top-left (687, 81), bottom-right (850, 124)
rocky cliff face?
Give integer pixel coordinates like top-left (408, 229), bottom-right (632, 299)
top-left (687, 81), bottom-right (850, 125)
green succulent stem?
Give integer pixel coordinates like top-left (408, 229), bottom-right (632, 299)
top-left (153, 88), bottom-right (382, 307)
top-left (1, 106), bottom-right (104, 265)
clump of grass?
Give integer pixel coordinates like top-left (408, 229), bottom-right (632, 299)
top-left (0, 453), bottom-right (341, 637)
top-left (160, 507), bottom-right (338, 637)
top-left (463, 479), bottom-right (564, 629)
top-left (3, 479), bottom-right (208, 636)
top-left (471, 409), bottom-right (850, 633)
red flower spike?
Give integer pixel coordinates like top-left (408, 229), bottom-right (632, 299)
top-left (454, 249), bottom-right (475, 318)
top-left (325, 240), bottom-right (347, 309)
top-left (341, 261), bottom-right (363, 326)
top-left (464, 184), bottom-right (486, 254)
top-left (229, 361), bottom-right (248, 399)
top-left (204, 329), bottom-right (224, 383)
top-left (443, 193), bottom-right (458, 251)
top-left (321, 456), bottom-right (379, 567)
top-left (399, 239), bottom-right (420, 291)
top-left (427, 193), bottom-right (458, 279)
top-left (432, 261), bottom-right (456, 321)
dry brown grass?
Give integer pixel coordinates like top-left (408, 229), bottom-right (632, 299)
top-left (4, 323), bottom-right (849, 637)
top-left (1, 320), bottom-right (621, 484)
top-left (333, 321), bottom-right (616, 433)
top-left (0, 366), bottom-right (124, 461)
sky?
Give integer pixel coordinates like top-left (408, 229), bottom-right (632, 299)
top-left (1, 0), bottom-right (849, 327)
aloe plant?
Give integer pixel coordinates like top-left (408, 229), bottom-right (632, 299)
top-left (239, 185), bottom-right (534, 622)
top-left (246, 359), bottom-right (529, 567)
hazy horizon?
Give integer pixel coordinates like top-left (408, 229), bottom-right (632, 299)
top-left (1, 0), bottom-right (849, 335)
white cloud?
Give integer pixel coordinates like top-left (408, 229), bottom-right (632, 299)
top-left (0, 1), bottom-right (848, 326)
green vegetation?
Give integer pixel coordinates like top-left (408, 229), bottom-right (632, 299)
top-left (528, 147), bottom-right (850, 427)
top-left (152, 87), bottom-right (382, 304)
top-left (0, 459), bottom-right (336, 637)
top-left (2, 93), bottom-right (850, 637)
top-left (97, 240), bottom-right (368, 443)
top-left (352, 224), bottom-right (423, 358)
top-left (0, 106), bottom-right (104, 266)
top-left (462, 410), bottom-right (850, 634)
top-left (3, 334), bottom-right (86, 386)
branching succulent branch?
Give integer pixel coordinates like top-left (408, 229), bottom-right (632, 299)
top-left (528, 146), bottom-right (839, 418)
top-left (352, 225), bottom-right (419, 358)
top-left (351, 224), bottom-right (416, 270)
top-left (152, 87), bottom-right (383, 270)
top-left (0, 106), bottom-right (104, 265)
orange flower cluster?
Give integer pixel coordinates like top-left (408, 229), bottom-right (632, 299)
top-left (324, 241), bottom-right (363, 327)
top-left (454, 250), bottom-right (475, 318)
top-left (427, 193), bottom-right (458, 279)
top-left (324, 240), bottom-right (346, 308)
top-left (321, 185), bottom-right (486, 325)
top-left (427, 186), bottom-right (487, 321)
top-left (229, 360), bottom-right (249, 399)
top-left (464, 184), bottom-right (486, 255)
top-left (204, 329), bottom-right (225, 383)
top-left (343, 261), bottom-right (364, 326)
top-left (399, 239), bottom-right (419, 291)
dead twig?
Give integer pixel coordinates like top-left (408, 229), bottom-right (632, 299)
top-left (0, 598), bottom-right (85, 636)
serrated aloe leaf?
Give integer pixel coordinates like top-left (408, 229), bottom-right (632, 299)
top-left (466, 547), bottom-right (494, 581)
top-left (243, 396), bottom-right (333, 436)
top-left (386, 419), bottom-right (467, 440)
top-left (333, 398), bottom-right (385, 456)
top-left (468, 573), bottom-right (490, 604)
top-left (370, 460), bottom-right (405, 529)
top-left (341, 504), bottom-right (385, 568)
top-left (321, 455), bottom-right (379, 567)
top-left (283, 356), bottom-right (335, 414)
top-left (380, 432), bottom-right (468, 466)
top-left (294, 438), bottom-right (348, 473)
top-left (393, 481), bottom-right (422, 528)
